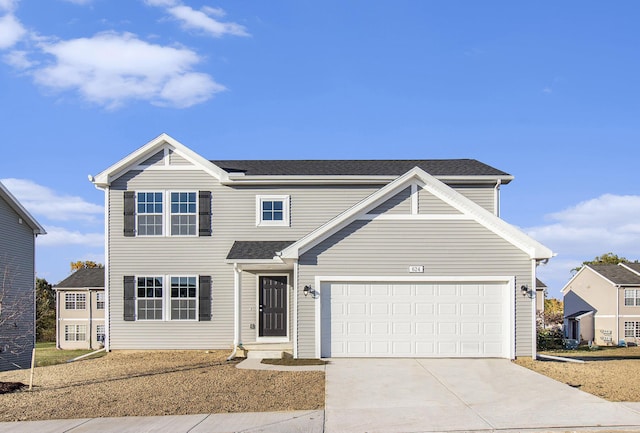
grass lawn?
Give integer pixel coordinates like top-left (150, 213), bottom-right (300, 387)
top-left (35, 342), bottom-right (106, 367)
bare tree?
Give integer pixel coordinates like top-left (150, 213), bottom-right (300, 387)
top-left (0, 257), bottom-right (35, 371)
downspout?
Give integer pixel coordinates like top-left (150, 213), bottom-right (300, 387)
top-left (494, 179), bottom-right (501, 217)
top-left (88, 289), bottom-right (93, 350)
top-left (227, 263), bottom-right (241, 361)
top-left (292, 260), bottom-right (299, 359)
top-left (617, 285), bottom-right (620, 344)
top-left (103, 186), bottom-right (110, 352)
top-left (531, 259), bottom-right (537, 360)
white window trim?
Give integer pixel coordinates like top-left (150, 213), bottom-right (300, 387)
top-left (135, 275), bottom-right (199, 322)
top-left (168, 275), bottom-right (199, 322)
top-left (96, 292), bottom-right (105, 310)
top-left (65, 293), bottom-right (87, 310)
top-left (135, 191), bottom-right (199, 237)
top-left (64, 324), bottom-right (87, 342)
top-left (135, 191), bottom-right (164, 237)
top-left (135, 275), bottom-right (165, 321)
top-left (256, 195), bottom-right (290, 227)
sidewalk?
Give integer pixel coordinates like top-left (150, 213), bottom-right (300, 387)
top-left (0, 411), bottom-right (325, 433)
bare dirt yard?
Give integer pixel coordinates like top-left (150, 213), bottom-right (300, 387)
top-left (0, 350), bottom-right (324, 422)
top-left (514, 346), bottom-right (640, 402)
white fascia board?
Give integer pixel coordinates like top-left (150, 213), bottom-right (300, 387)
top-left (0, 180), bottom-right (46, 235)
top-left (620, 263), bottom-right (640, 277)
top-left (222, 174), bottom-right (514, 186)
top-left (91, 133), bottom-right (229, 187)
top-left (279, 167), bottom-right (553, 260)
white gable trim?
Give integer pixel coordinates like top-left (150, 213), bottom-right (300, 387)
top-left (91, 134), bottom-right (229, 187)
top-left (0, 181), bottom-right (46, 235)
top-left (278, 167), bottom-right (553, 260)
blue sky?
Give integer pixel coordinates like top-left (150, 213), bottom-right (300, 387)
top-left (1, 0), bottom-right (639, 298)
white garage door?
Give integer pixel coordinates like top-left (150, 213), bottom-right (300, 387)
top-left (320, 281), bottom-right (511, 358)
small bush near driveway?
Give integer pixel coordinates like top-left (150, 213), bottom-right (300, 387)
top-left (0, 350), bottom-right (324, 421)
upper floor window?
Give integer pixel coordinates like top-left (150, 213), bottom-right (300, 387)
top-left (96, 292), bottom-right (105, 310)
top-left (125, 191), bottom-right (211, 238)
top-left (256, 195), bottom-right (290, 227)
top-left (171, 192), bottom-right (197, 236)
top-left (137, 192), bottom-right (163, 236)
top-left (625, 289), bottom-right (640, 306)
top-left (65, 293), bottom-right (86, 310)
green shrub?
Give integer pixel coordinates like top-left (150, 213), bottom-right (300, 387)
top-left (537, 328), bottom-right (564, 350)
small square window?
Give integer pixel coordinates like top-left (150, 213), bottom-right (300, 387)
top-left (256, 195), bottom-right (290, 226)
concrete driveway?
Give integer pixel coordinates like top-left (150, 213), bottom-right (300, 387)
top-left (325, 358), bottom-right (640, 432)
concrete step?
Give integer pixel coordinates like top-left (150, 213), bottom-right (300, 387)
top-left (246, 350), bottom-right (284, 360)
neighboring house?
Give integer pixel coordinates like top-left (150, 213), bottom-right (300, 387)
top-left (89, 134), bottom-right (553, 360)
top-left (0, 181), bottom-right (45, 371)
top-left (55, 268), bottom-right (105, 350)
top-left (536, 278), bottom-right (547, 314)
top-left (562, 263), bottom-right (640, 346)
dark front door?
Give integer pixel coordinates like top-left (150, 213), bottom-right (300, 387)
top-left (259, 275), bottom-right (288, 337)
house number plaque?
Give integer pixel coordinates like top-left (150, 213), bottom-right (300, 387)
top-left (409, 265), bottom-right (424, 273)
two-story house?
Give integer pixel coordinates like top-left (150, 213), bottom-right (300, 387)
top-left (0, 181), bottom-right (45, 371)
top-left (55, 268), bottom-right (105, 350)
top-left (563, 263), bottom-right (640, 346)
top-left (90, 134), bottom-right (552, 359)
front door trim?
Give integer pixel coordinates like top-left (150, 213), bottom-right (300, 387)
top-left (256, 273), bottom-right (290, 343)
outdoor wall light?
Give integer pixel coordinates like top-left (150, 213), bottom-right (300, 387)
top-left (520, 285), bottom-right (530, 297)
top-left (303, 285), bottom-right (311, 297)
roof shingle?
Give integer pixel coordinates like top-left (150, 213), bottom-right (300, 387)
top-left (588, 264), bottom-right (640, 285)
top-left (210, 159), bottom-right (510, 177)
top-left (226, 241), bottom-right (296, 260)
top-left (56, 268), bottom-right (105, 288)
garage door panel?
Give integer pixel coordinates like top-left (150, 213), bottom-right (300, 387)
top-left (321, 280), bottom-right (510, 358)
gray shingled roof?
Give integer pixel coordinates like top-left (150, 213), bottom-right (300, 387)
top-left (227, 241), bottom-right (296, 260)
top-left (536, 278), bottom-right (547, 288)
top-left (625, 263), bottom-right (640, 274)
top-left (565, 310), bottom-right (593, 320)
top-left (588, 264), bottom-right (640, 285)
top-left (56, 268), bottom-right (105, 288)
top-left (210, 159), bottom-right (510, 177)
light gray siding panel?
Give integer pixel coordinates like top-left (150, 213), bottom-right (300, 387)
top-left (169, 150), bottom-right (191, 166)
top-left (0, 196), bottom-right (35, 371)
top-left (140, 151), bottom-right (165, 167)
top-left (368, 187), bottom-right (411, 215)
top-left (109, 169), bottom-right (379, 349)
top-left (418, 188), bottom-right (461, 214)
top-left (297, 219), bottom-right (533, 358)
top-left (455, 185), bottom-right (495, 213)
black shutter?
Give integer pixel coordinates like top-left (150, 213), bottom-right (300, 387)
top-left (124, 191), bottom-right (136, 237)
top-left (199, 275), bottom-right (212, 321)
top-left (198, 191), bottom-right (212, 237)
top-left (124, 276), bottom-right (136, 321)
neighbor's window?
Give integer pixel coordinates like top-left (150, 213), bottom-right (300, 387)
top-left (96, 292), bottom-right (105, 310)
top-left (137, 192), bottom-right (163, 236)
top-left (136, 277), bottom-right (163, 320)
top-left (65, 325), bottom-right (86, 341)
top-left (170, 192), bottom-right (197, 236)
top-left (170, 276), bottom-right (197, 320)
top-left (625, 321), bottom-right (640, 338)
top-left (65, 293), bottom-right (86, 310)
top-left (96, 324), bottom-right (105, 343)
top-left (625, 289), bottom-right (640, 306)
top-left (256, 195), bottom-right (290, 226)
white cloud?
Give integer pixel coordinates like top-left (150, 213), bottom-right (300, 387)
top-left (0, 0), bottom-right (18, 13)
top-left (61, 0), bottom-right (93, 4)
top-left (0, 178), bottom-right (103, 222)
top-left (2, 49), bottom-right (35, 68)
top-left (524, 194), bottom-right (640, 297)
top-left (33, 31), bottom-right (224, 108)
top-left (144, 0), bottom-right (178, 6)
top-left (0, 12), bottom-right (26, 49)
top-left (38, 226), bottom-right (104, 247)
top-left (166, 5), bottom-right (249, 37)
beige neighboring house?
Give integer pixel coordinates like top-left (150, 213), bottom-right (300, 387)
top-left (562, 263), bottom-right (640, 346)
top-left (536, 279), bottom-right (547, 314)
top-left (55, 268), bottom-right (105, 350)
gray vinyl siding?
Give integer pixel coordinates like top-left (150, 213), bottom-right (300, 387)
top-left (368, 187), bottom-right (411, 214)
top-left (297, 218), bottom-right (533, 358)
top-left (108, 169), bottom-right (379, 349)
top-left (140, 151), bottom-right (164, 167)
top-left (456, 185), bottom-right (495, 213)
top-left (169, 150), bottom-right (191, 166)
top-left (0, 196), bottom-right (35, 371)
top-left (418, 188), bottom-right (462, 214)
